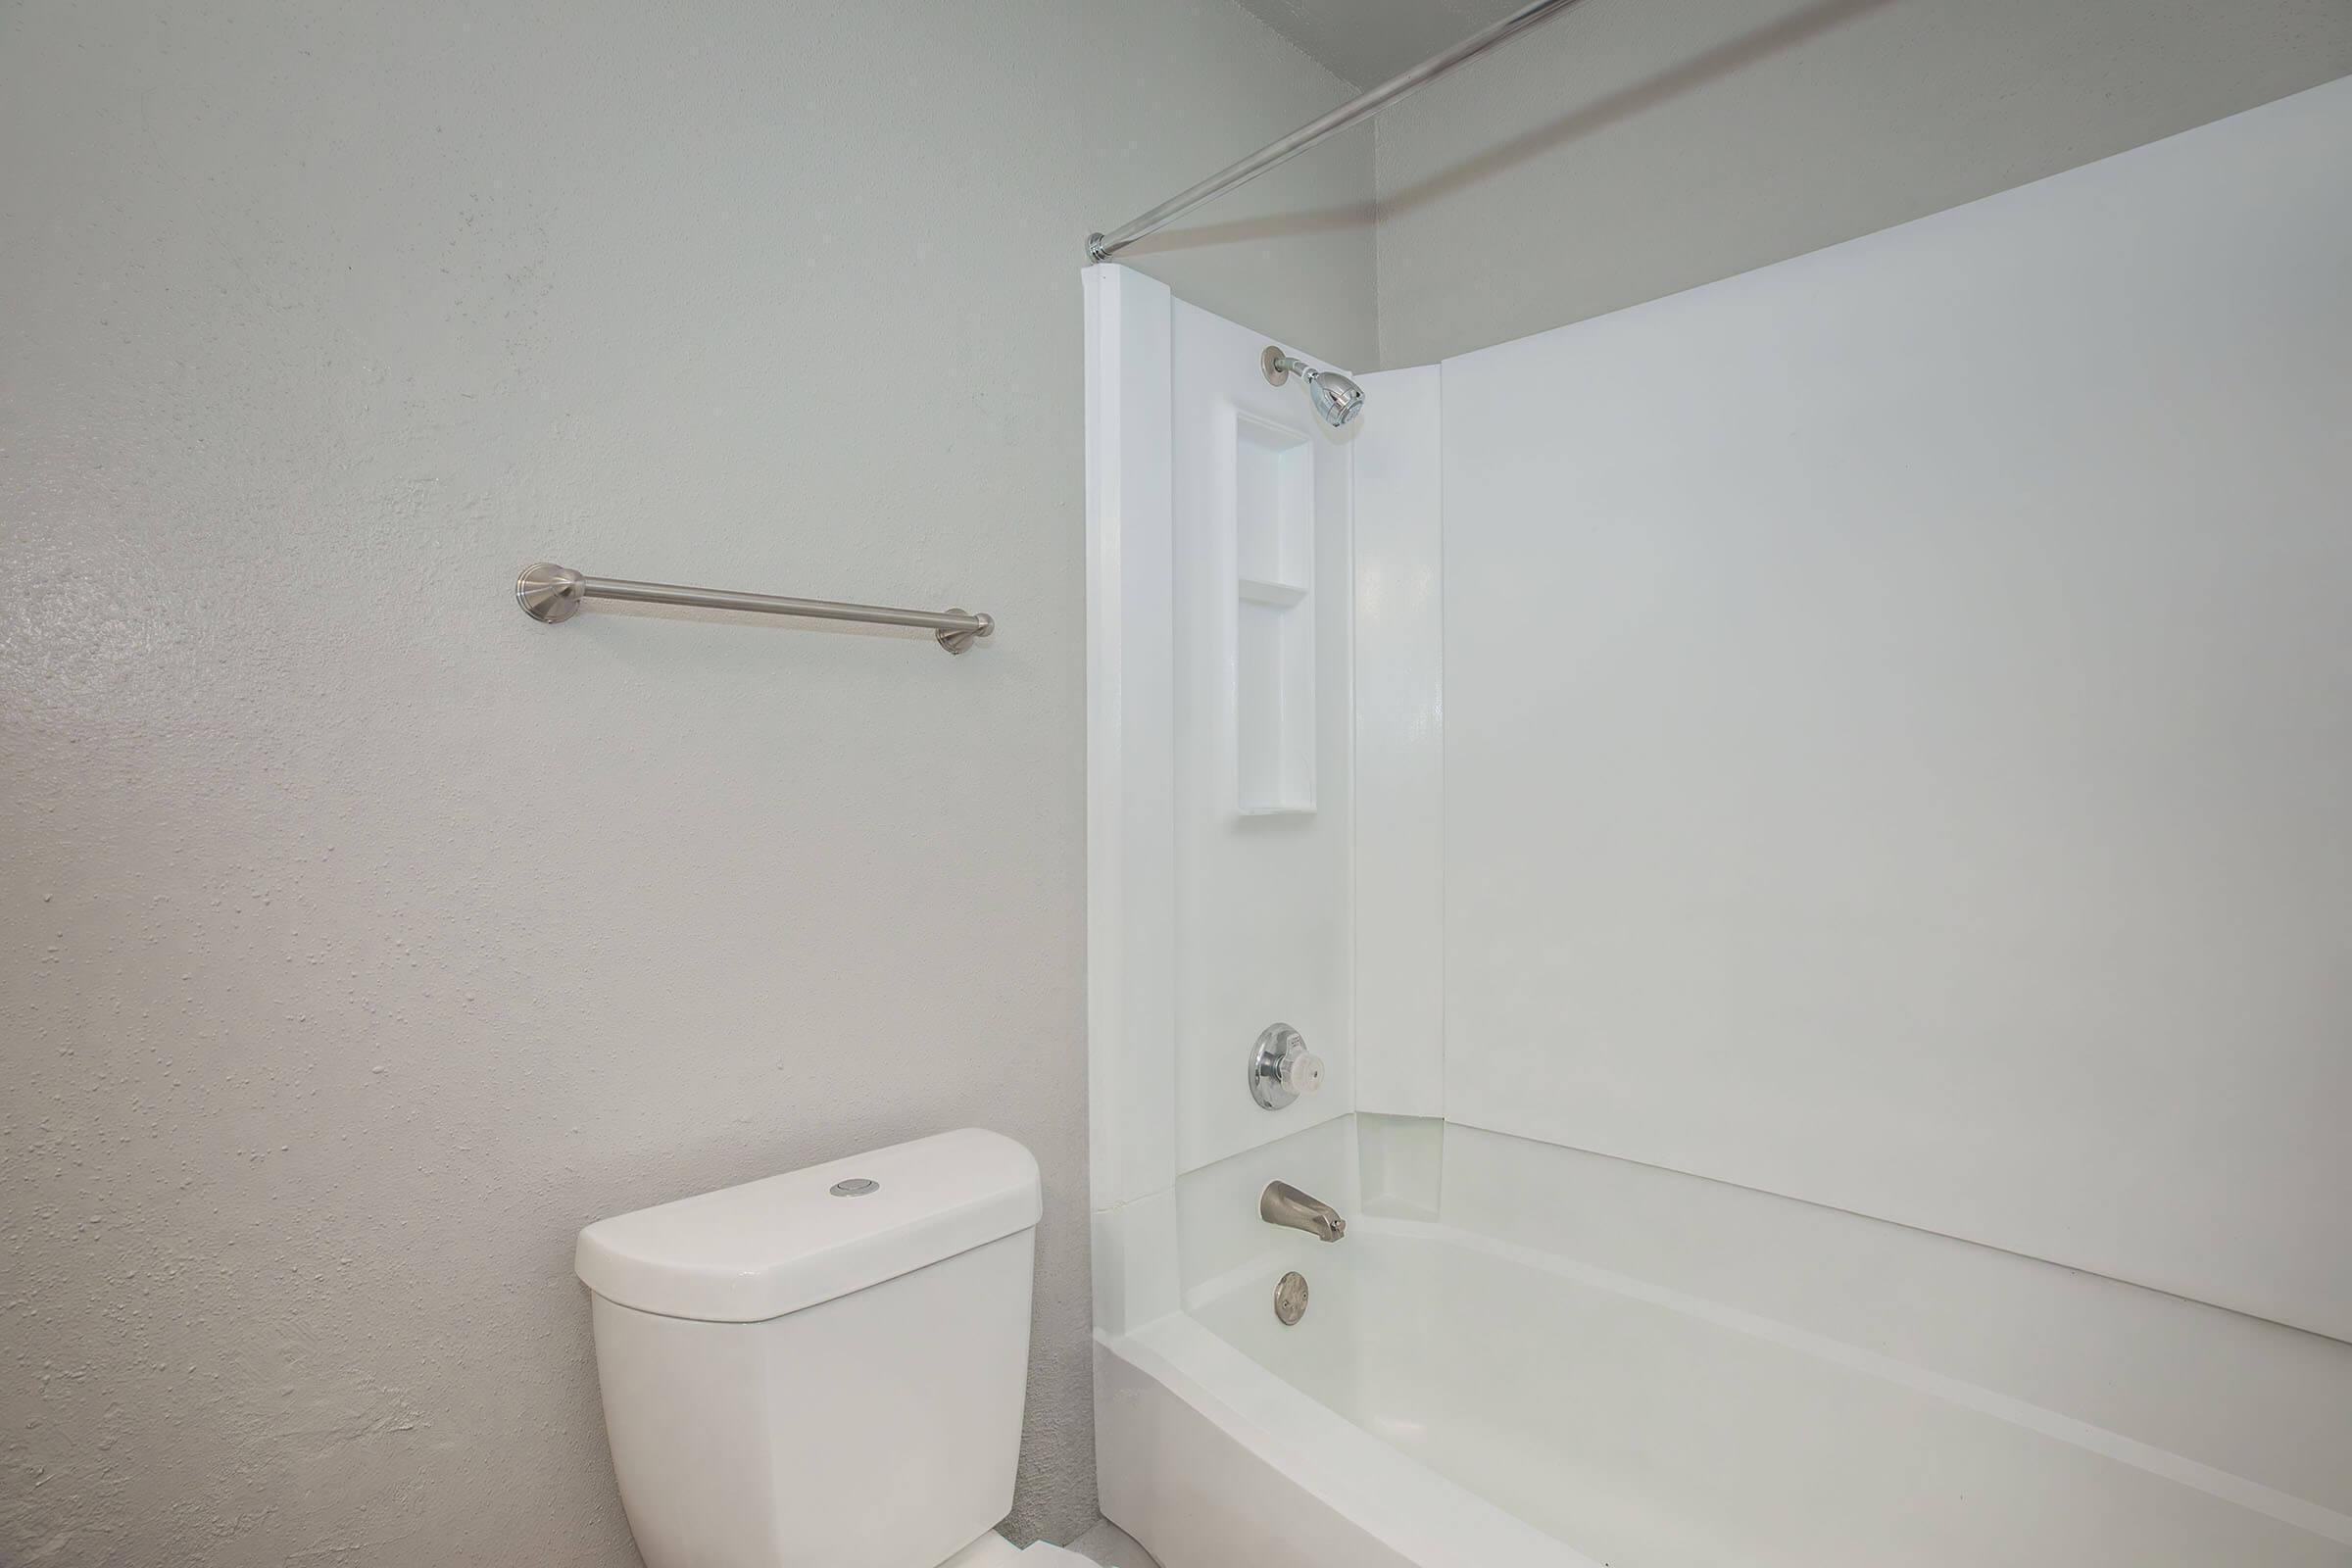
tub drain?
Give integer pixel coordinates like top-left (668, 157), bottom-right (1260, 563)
top-left (1273, 1270), bottom-right (1309, 1326)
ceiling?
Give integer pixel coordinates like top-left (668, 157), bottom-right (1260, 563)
top-left (1231, 0), bottom-right (1532, 89)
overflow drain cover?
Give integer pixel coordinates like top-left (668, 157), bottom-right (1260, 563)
top-left (829, 1178), bottom-right (880, 1197)
top-left (1274, 1271), bottom-right (1309, 1326)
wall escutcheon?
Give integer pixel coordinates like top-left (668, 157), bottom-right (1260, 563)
top-left (1248, 1022), bottom-right (1325, 1110)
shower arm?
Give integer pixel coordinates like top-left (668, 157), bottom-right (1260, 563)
top-left (1086, 0), bottom-right (1592, 264)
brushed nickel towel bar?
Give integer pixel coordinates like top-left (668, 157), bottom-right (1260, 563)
top-left (514, 563), bottom-right (994, 654)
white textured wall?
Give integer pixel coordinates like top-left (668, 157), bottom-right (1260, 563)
top-left (0, 3), bottom-right (1371, 1563)
top-left (1373, 0), bottom-right (2352, 366)
top-left (1440, 79), bottom-right (2352, 1341)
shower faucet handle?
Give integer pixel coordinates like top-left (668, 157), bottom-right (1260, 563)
top-left (1248, 1023), bottom-right (1324, 1110)
top-left (1282, 1048), bottom-right (1324, 1097)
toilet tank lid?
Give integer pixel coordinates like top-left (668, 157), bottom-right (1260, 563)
top-left (574, 1128), bottom-right (1041, 1323)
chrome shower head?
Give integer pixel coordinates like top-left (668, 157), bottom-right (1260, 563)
top-left (1262, 346), bottom-right (1365, 429)
top-left (1305, 368), bottom-right (1364, 427)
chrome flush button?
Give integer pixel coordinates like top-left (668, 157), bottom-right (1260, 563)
top-left (829, 1178), bottom-right (879, 1197)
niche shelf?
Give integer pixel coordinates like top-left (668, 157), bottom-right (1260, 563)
top-left (1233, 413), bottom-right (1315, 815)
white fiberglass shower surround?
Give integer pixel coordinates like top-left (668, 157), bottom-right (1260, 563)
top-left (1083, 77), bottom-right (2352, 1568)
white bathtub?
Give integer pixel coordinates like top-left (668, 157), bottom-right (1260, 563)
top-left (1094, 1129), bottom-right (2352, 1568)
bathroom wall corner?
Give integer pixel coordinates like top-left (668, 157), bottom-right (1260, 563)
top-left (1349, 364), bottom-right (1446, 1120)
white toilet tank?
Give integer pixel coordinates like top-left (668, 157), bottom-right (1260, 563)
top-left (576, 1128), bottom-right (1042, 1568)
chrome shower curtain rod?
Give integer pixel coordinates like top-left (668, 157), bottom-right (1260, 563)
top-left (1086, 0), bottom-right (1590, 264)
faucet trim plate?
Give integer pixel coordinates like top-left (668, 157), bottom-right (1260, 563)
top-left (1248, 1023), bottom-right (1324, 1110)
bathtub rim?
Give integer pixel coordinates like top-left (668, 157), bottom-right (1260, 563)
top-left (1107, 1214), bottom-right (2352, 1568)
top-left (1095, 1312), bottom-right (1593, 1568)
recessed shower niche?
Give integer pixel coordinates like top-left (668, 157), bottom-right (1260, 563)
top-left (1233, 412), bottom-right (1316, 814)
